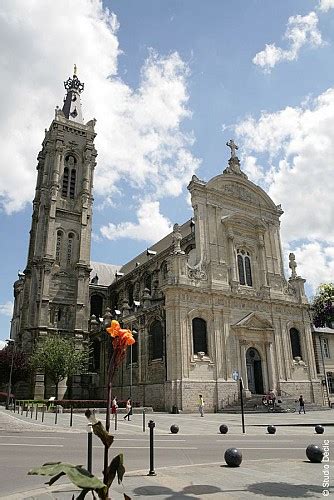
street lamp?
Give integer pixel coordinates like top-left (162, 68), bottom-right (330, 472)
top-left (6, 339), bottom-right (15, 410)
top-left (130, 330), bottom-right (137, 399)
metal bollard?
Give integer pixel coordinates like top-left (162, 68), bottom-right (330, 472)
top-left (147, 420), bottom-right (156, 476)
top-left (42, 405), bottom-right (45, 423)
top-left (30, 404), bottom-right (34, 418)
top-left (115, 411), bottom-right (118, 431)
top-left (143, 409), bottom-right (146, 432)
top-left (35, 405), bottom-right (38, 420)
top-left (25, 403), bottom-right (29, 418)
top-left (87, 424), bottom-right (93, 473)
top-left (55, 405), bottom-right (58, 425)
top-left (13, 399), bottom-right (16, 412)
top-left (70, 406), bottom-right (73, 427)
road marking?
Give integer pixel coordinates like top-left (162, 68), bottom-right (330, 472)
top-left (0, 443), bottom-right (63, 447)
top-left (215, 439), bottom-right (292, 442)
top-left (93, 446), bottom-right (197, 450)
top-left (115, 438), bottom-right (186, 442)
top-left (0, 435), bottom-right (66, 439)
top-left (237, 447), bottom-right (306, 450)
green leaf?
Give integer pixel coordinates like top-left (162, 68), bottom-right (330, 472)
top-left (28, 462), bottom-right (107, 497)
top-left (106, 454), bottom-right (125, 488)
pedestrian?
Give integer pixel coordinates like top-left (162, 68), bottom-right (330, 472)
top-left (269, 389), bottom-right (276, 408)
top-left (124, 398), bottom-right (132, 421)
top-left (298, 394), bottom-right (306, 414)
top-left (111, 396), bottom-right (118, 419)
top-left (198, 394), bottom-right (205, 417)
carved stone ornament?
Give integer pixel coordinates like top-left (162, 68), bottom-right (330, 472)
top-left (187, 264), bottom-right (207, 281)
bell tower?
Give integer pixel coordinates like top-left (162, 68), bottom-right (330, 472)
top-left (11, 68), bottom-right (97, 396)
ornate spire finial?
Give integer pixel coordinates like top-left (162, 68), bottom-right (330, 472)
top-left (223, 138), bottom-right (247, 178)
top-left (62, 69), bottom-right (84, 123)
top-left (226, 139), bottom-right (238, 159)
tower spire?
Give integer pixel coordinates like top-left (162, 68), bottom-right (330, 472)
top-left (62, 66), bottom-right (84, 123)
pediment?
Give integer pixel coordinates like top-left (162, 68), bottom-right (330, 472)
top-left (233, 312), bottom-right (273, 331)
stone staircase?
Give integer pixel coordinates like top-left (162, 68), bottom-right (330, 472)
top-left (221, 394), bottom-right (330, 413)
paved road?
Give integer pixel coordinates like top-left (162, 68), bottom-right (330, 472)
top-left (0, 407), bottom-right (333, 498)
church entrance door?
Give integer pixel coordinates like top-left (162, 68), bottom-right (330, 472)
top-left (246, 347), bottom-right (264, 394)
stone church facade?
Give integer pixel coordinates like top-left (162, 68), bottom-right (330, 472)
top-left (10, 72), bottom-right (322, 409)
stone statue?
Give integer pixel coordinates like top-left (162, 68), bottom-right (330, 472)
top-left (226, 139), bottom-right (238, 158)
top-left (289, 252), bottom-right (297, 278)
top-left (172, 223), bottom-right (184, 254)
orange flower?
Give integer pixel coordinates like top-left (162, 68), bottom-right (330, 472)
top-left (106, 320), bottom-right (136, 347)
top-left (106, 320), bottom-right (121, 338)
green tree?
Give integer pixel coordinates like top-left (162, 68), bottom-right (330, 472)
top-left (30, 336), bottom-right (88, 399)
top-left (311, 283), bottom-right (334, 328)
top-left (0, 347), bottom-right (29, 385)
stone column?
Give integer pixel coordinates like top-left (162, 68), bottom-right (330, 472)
top-left (265, 341), bottom-right (276, 391)
top-left (240, 340), bottom-right (250, 397)
top-left (222, 309), bottom-right (231, 380)
top-left (257, 231), bottom-right (268, 287)
top-left (227, 229), bottom-right (238, 285)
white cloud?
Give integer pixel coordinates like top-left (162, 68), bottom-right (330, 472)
top-left (253, 12), bottom-right (323, 72)
top-left (0, 0), bottom-right (200, 239)
top-left (100, 200), bottom-right (173, 243)
top-left (236, 87), bottom-right (334, 291)
top-left (318, 0), bottom-right (334, 12)
top-left (0, 301), bottom-right (13, 317)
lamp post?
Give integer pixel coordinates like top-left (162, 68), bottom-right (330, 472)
top-left (6, 339), bottom-right (15, 410)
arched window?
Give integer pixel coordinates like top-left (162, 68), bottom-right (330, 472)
top-left (70, 169), bottom-right (76, 198)
top-left (290, 328), bottom-right (302, 359)
top-left (127, 329), bottom-right (138, 364)
top-left (237, 249), bottom-right (253, 286)
top-left (149, 320), bottom-right (164, 360)
top-left (160, 261), bottom-right (168, 281)
top-left (62, 167), bottom-right (69, 197)
top-left (128, 284), bottom-right (134, 307)
top-left (90, 294), bottom-right (103, 319)
top-left (67, 233), bottom-right (74, 264)
top-left (144, 274), bottom-right (152, 293)
top-left (192, 317), bottom-right (208, 355)
top-left (56, 231), bottom-right (63, 263)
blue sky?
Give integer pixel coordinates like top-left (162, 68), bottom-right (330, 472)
top-left (1, 0), bottom-right (334, 345)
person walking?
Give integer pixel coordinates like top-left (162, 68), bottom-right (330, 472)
top-left (111, 396), bottom-right (118, 419)
top-left (298, 394), bottom-right (306, 414)
top-left (124, 398), bottom-right (132, 421)
top-left (198, 394), bottom-right (205, 417)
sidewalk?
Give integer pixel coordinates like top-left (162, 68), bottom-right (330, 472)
top-left (3, 458), bottom-right (328, 499)
top-left (1, 406), bottom-right (332, 499)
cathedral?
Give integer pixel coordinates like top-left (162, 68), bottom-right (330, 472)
top-left (10, 71), bottom-right (322, 410)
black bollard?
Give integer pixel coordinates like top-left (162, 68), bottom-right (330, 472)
top-left (224, 447), bottom-right (242, 467)
top-left (143, 409), bottom-right (146, 432)
top-left (147, 420), bottom-right (156, 476)
top-left (42, 405), bottom-right (45, 423)
top-left (170, 424), bottom-right (179, 434)
top-left (267, 425), bottom-right (276, 434)
top-left (13, 399), bottom-right (16, 413)
top-left (87, 424), bottom-right (93, 473)
top-left (55, 405), bottom-right (58, 425)
top-left (25, 403), bottom-right (29, 418)
top-left (22, 402), bottom-right (25, 416)
top-left (30, 404), bottom-right (34, 418)
top-left (35, 404), bottom-right (38, 420)
top-left (315, 425), bottom-right (324, 434)
top-left (70, 406), bottom-right (73, 427)
top-left (219, 424), bottom-right (228, 434)
top-left (306, 444), bottom-right (324, 463)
